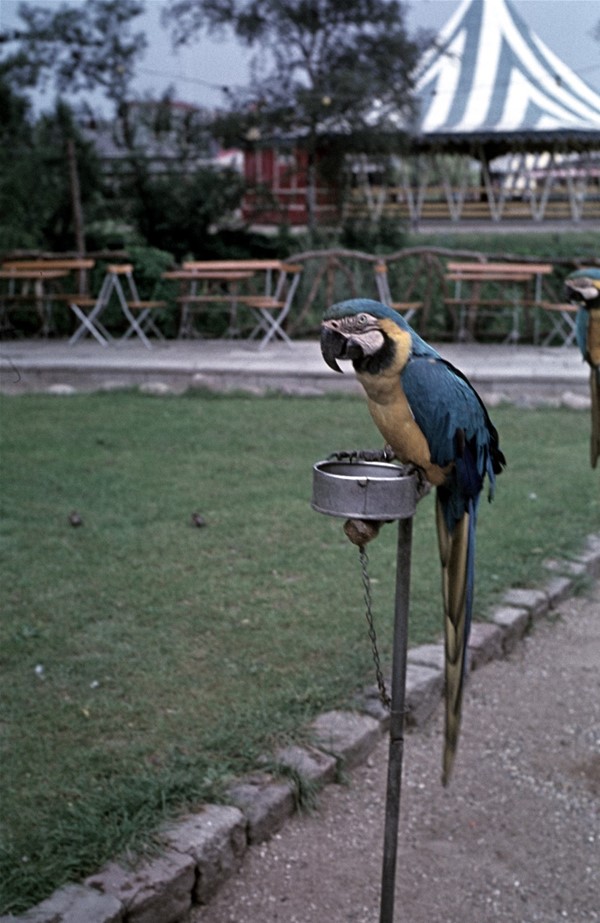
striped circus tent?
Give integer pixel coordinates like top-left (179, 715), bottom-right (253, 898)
top-left (414, 0), bottom-right (600, 144)
top-left (369, 0), bottom-right (600, 223)
top-left (244, 0), bottom-right (600, 225)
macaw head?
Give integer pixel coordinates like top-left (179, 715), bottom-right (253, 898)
top-left (320, 298), bottom-right (414, 374)
top-left (564, 268), bottom-right (600, 309)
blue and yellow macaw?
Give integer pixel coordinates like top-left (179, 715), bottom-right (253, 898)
top-left (320, 299), bottom-right (506, 785)
top-left (564, 268), bottom-right (600, 468)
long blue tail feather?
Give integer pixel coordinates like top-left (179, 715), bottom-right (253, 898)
top-left (439, 492), bottom-right (480, 786)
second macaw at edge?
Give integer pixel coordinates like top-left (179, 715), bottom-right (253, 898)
top-left (320, 298), bottom-right (506, 785)
top-left (564, 267), bottom-right (600, 469)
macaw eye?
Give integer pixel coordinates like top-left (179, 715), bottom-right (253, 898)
top-left (356, 313), bottom-right (369, 327)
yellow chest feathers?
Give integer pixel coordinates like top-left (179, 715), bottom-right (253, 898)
top-left (355, 323), bottom-right (449, 486)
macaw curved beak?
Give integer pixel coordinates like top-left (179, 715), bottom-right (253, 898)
top-left (320, 324), bottom-right (345, 373)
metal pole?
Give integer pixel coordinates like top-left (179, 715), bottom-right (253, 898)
top-left (311, 460), bottom-right (418, 921)
top-left (379, 516), bottom-right (413, 923)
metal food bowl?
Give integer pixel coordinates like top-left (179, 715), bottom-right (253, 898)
top-left (311, 459), bottom-right (417, 521)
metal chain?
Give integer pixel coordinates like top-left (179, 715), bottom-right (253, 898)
top-left (359, 545), bottom-right (391, 709)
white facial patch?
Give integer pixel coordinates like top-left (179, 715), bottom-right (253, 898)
top-left (350, 328), bottom-right (385, 355)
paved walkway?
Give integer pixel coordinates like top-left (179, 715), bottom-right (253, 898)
top-left (190, 578), bottom-right (600, 923)
top-left (0, 338), bottom-right (590, 401)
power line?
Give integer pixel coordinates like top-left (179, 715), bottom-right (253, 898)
top-left (138, 66), bottom-right (240, 93)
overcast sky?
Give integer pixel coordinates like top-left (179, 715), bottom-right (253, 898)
top-left (2, 0), bottom-right (599, 113)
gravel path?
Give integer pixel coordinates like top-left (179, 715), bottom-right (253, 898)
top-left (189, 581), bottom-right (600, 923)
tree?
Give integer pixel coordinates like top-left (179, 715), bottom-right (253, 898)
top-left (0, 80), bottom-right (103, 253)
top-left (163, 0), bottom-right (421, 235)
top-left (130, 165), bottom-right (245, 260)
top-left (0, 0), bottom-right (147, 114)
top-left (0, 1), bottom-right (147, 254)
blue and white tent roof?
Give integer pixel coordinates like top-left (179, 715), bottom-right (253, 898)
top-left (414, 0), bottom-right (600, 141)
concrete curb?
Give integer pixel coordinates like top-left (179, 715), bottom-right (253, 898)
top-left (2, 373), bottom-right (592, 408)
top-left (3, 532), bottom-right (599, 923)
top-left (0, 338), bottom-right (590, 399)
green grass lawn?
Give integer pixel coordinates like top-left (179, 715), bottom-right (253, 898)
top-left (1, 391), bottom-right (598, 913)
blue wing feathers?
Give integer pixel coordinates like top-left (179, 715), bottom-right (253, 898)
top-left (576, 308), bottom-right (589, 361)
top-left (455, 435), bottom-right (483, 499)
top-left (401, 354), bottom-right (498, 533)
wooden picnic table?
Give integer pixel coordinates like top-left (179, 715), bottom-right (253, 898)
top-left (1, 258), bottom-right (95, 272)
top-left (0, 269), bottom-right (69, 280)
top-left (1, 258), bottom-right (96, 337)
top-left (162, 270), bottom-right (255, 281)
top-left (161, 260), bottom-right (303, 347)
top-left (444, 261), bottom-right (554, 342)
top-left (162, 268), bottom-right (258, 338)
top-left (0, 267), bottom-right (70, 337)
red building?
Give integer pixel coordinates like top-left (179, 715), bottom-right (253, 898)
top-left (242, 145), bottom-right (340, 226)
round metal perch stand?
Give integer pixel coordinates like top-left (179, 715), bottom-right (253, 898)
top-left (312, 459), bottom-right (419, 923)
